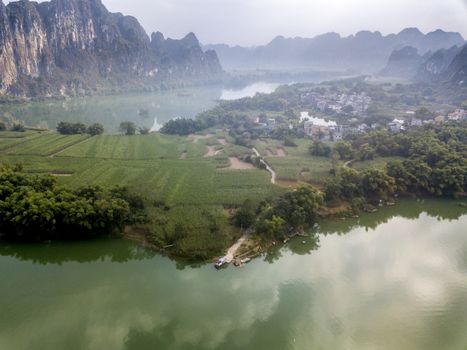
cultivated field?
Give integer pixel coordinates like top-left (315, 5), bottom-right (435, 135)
top-left (0, 131), bottom-right (281, 208)
top-left (255, 138), bottom-right (334, 183)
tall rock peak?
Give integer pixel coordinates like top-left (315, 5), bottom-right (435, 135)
top-left (0, 0), bottom-right (223, 97)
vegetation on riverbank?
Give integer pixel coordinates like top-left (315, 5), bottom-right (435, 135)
top-left (322, 123), bottom-right (467, 209)
top-left (0, 128), bottom-right (281, 259)
top-left (0, 166), bottom-right (135, 240)
top-left (1, 76), bottom-right (466, 262)
top-left (1, 117), bottom-right (465, 261)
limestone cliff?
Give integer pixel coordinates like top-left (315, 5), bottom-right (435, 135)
top-left (0, 0), bottom-right (223, 97)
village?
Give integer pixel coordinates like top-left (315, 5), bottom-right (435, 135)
top-left (252, 87), bottom-right (466, 141)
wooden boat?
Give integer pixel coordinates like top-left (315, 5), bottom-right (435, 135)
top-left (214, 257), bottom-right (227, 269)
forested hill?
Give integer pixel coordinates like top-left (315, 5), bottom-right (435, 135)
top-left (0, 0), bottom-right (224, 98)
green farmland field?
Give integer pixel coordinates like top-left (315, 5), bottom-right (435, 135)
top-left (0, 131), bottom-right (281, 208)
top-left (254, 138), bottom-right (334, 183)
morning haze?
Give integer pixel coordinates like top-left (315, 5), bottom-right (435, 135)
top-left (0, 0), bottom-right (467, 349)
top-left (90, 0), bottom-right (467, 45)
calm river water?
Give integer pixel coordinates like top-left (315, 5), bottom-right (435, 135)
top-left (0, 82), bottom-right (282, 133)
top-left (0, 199), bottom-right (466, 350)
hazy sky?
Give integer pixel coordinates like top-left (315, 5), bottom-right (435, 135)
top-left (5, 0), bottom-right (467, 46)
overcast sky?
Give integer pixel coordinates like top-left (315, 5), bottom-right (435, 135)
top-left (5, 0), bottom-right (467, 46)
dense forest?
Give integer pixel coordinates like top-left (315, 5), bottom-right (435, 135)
top-left (0, 166), bottom-right (139, 241)
top-left (322, 123), bottom-right (467, 207)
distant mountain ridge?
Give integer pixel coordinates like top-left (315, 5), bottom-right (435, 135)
top-left (204, 28), bottom-right (465, 72)
top-left (0, 0), bottom-right (223, 97)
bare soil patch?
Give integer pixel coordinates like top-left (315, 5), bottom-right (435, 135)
top-left (226, 157), bottom-right (256, 170)
top-left (204, 146), bottom-right (217, 157)
top-left (217, 138), bottom-right (227, 145)
top-left (275, 148), bottom-right (287, 157)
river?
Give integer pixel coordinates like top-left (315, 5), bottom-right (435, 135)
top-left (0, 82), bottom-right (285, 133)
top-left (0, 199), bottom-right (466, 350)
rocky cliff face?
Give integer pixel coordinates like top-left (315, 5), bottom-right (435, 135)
top-left (380, 46), bottom-right (427, 78)
top-left (441, 44), bottom-right (467, 86)
top-left (380, 43), bottom-right (467, 86)
top-left (0, 0), bottom-right (223, 97)
top-left (415, 46), bottom-right (461, 82)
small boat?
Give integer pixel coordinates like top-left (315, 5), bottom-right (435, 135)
top-left (241, 258), bottom-right (251, 264)
top-left (214, 257), bottom-right (227, 269)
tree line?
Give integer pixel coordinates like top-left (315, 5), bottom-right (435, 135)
top-left (320, 123), bottom-right (467, 208)
top-left (0, 122), bottom-right (26, 132)
top-left (0, 166), bottom-right (143, 241)
top-left (57, 121), bottom-right (104, 136)
top-left (232, 186), bottom-right (323, 240)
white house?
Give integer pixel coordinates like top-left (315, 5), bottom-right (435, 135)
top-left (388, 119), bottom-right (405, 133)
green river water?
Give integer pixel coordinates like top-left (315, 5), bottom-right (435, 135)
top-left (0, 83), bottom-right (281, 133)
top-left (0, 199), bottom-right (466, 350)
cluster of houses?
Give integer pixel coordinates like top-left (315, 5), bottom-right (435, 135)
top-left (300, 91), bottom-right (372, 116)
top-left (253, 107), bottom-right (466, 141)
top-left (434, 109), bottom-right (466, 123)
top-left (301, 108), bottom-right (466, 141)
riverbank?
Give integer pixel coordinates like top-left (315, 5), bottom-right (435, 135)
top-left (2, 124), bottom-right (466, 262)
top-left (1, 199), bottom-right (466, 349)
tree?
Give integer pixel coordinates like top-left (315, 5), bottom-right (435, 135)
top-left (232, 199), bottom-right (256, 229)
top-left (324, 177), bottom-right (342, 203)
top-left (0, 168), bottom-right (132, 240)
top-left (87, 123), bottom-right (104, 136)
top-left (334, 141), bottom-right (354, 160)
top-left (386, 161), bottom-right (411, 193)
top-left (11, 123), bottom-right (25, 132)
top-left (0, 122), bottom-right (6, 131)
top-left (310, 140), bottom-right (332, 157)
top-left (273, 186), bottom-right (323, 229)
top-left (120, 121), bottom-right (137, 136)
top-left (360, 169), bottom-right (395, 200)
top-left (339, 167), bottom-right (363, 199)
top-left (57, 121), bottom-right (87, 135)
top-left (257, 215), bottom-right (287, 239)
top-left (160, 118), bottom-right (205, 135)
top-left (358, 143), bottom-right (375, 161)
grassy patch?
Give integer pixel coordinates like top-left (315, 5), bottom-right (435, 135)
top-left (352, 156), bottom-right (405, 171)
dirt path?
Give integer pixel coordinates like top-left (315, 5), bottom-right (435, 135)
top-left (225, 234), bottom-right (249, 263)
top-left (252, 147), bottom-right (276, 184)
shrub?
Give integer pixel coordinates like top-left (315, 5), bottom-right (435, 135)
top-left (87, 123), bottom-right (104, 136)
top-left (11, 123), bottom-right (25, 132)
